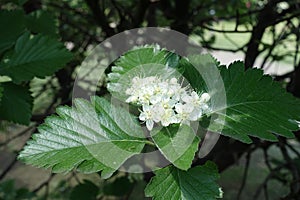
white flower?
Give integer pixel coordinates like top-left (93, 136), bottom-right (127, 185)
top-left (160, 108), bottom-right (178, 126)
top-left (160, 95), bottom-right (177, 109)
top-left (139, 105), bottom-right (155, 130)
top-left (169, 77), bottom-right (178, 85)
top-left (175, 103), bottom-right (194, 124)
top-left (189, 108), bottom-right (202, 121)
top-left (182, 91), bottom-right (201, 106)
top-left (125, 75), bottom-right (211, 130)
top-left (139, 86), bottom-right (154, 105)
top-left (126, 95), bottom-right (138, 104)
top-left (200, 93), bottom-right (210, 103)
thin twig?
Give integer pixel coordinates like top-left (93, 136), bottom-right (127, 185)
top-left (263, 148), bottom-right (272, 171)
top-left (0, 158), bottom-right (17, 180)
top-left (278, 140), bottom-right (300, 194)
top-left (236, 150), bottom-right (252, 200)
top-left (263, 183), bottom-right (269, 200)
top-left (72, 171), bottom-right (81, 184)
top-left (0, 125), bottom-right (35, 147)
top-left (33, 174), bottom-right (55, 193)
top-left (202, 25), bottom-right (252, 33)
top-left (0, 127), bottom-right (37, 180)
top-left (285, 142), bottom-right (300, 158)
top-left (253, 163), bottom-right (287, 199)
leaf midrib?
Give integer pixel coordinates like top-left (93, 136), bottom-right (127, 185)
top-left (23, 139), bottom-right (148, 156)
top-left (210, 100), bottom-right (273, 114)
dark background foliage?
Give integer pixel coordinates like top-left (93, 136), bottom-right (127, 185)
top-left (0, 0), bottom-right (300, 199)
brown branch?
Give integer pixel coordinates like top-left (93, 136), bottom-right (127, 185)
top-left (32, 174), bottom-right (55, 193)
top-left (0, 158), bottom-right (17, 180)
top-left (202, 45), bottom-right (244, 53)
top-left (253, 163), bottom-right (287, 199)
top-left (0, 127), bottom-right (37, 180)
top-left (245, 0), bottom-right (281, 69)
top-left (245, 1), bottom-right (300, 69)
top-left (278, 139), bottom-right (300, 195)
top-left (0, 126), bottom-right (35, 148)
top-left (202, 25), bottom-right (252, 33)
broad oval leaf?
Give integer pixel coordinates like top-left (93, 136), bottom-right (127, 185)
top-left (145, 161), bottom-right (222, 200)
top-left (0, 82), bottom-right (33, 125)
top-left (18, 97), bottom-right (147, 178)
top-left (150, 125), bottom-right (200, 170)
top-left (25, 10), bottom-right (57, 37)
top-left (0, 32), bottom-right (72, 83)
top-left (180, 56), bottom-right (300, 143)
top-left (0, 10), bottom-right (26, 54)
top-left (208, 61), bottom-right (300, 143)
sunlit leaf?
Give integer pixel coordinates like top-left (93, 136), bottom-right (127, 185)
top-left (19, 97), bottom-right (147, 178)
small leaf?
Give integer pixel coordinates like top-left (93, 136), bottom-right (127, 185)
top-left (25, 10), bottom-right (57, 37)
top-left (0, 10), bottom-right (25, 54)
top-left (0, 179), bottom-right (35, 200)
top-left (145, 161), bottom-right (222, 200)
top-left (166, 52), bottom-right (180, 68)
top-left (150, 125), bottom-right (200, 170)
top-left (16, 188), bottom-right (35, 200)
top-left (0, 180), bottom-right (16, 200)
top-left (0, 82), bottom-right (33, 125)
top-left (0, 32), bottom-right (72, 83)
top-left (18, 97), bottom-right (147, 178)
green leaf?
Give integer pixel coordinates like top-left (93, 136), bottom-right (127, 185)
top-left (150, 125), bottom-right (200, 170)
top-left (107, 46), bottom-right (179, 100)
top-left (18, 97), bottom-right (147, 178)
top-left (208, 61), bottom-right (300, 143)
top-left (165, 52), bottom-right (180, 68)
top-left (178, 57), bottom-right (205, 91)
top-left (25, 10), bottom-right (57, 37)
top-left (145, 161), bottom-right (222, 200)
top-left (0, 32), bottom-right (72, 83)
top-left (177, 54), bottom-right (219, 93)
top-left (0, 82), bottom-right (33, 125)
top-left (0, 180), bottom-right (35, 200)
top-left (0, 10), bottom-right (25, 54)
top-left (0, 180), bottom-right (16, 200)
top-left (70, 180), bottom-right (99, 200)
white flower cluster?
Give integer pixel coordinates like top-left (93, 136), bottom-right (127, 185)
top-left (126, 76), bottom-right (211, 131)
